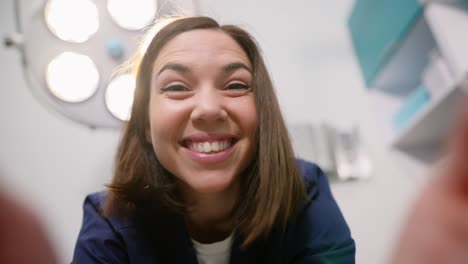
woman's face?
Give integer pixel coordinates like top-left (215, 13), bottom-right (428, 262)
top-left (148, 29), bottom-right (257, 197)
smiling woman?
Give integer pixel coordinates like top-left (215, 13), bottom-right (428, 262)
top-left (73, 16), bottom-right (355, 264)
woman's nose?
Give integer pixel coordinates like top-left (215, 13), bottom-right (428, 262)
top-left (190, 88), bottom-right (227, 123)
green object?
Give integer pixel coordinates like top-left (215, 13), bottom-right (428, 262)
top-left (348, 0), bottom-right (423, 88)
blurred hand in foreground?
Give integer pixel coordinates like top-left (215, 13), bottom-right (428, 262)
top-left (0, 191), bottom-right (58, 264)
top-left (391, 98), bottom-right (468, 264)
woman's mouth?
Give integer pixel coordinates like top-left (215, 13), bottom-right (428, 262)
top-left (186, 140), bottom-right (232, 153)
top-left (179, 135), bottom-right (238, 164)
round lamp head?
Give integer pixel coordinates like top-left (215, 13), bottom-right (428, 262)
top-left (44, 0), bottom-right (99, 43)
top-left (46, 52), bottom-right (100, 103)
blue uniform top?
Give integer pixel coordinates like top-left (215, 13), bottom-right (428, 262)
top-left (73, 160), bottom-right (355, 263)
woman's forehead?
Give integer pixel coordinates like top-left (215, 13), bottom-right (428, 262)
top-left (153, 29), bottom-right (251, 69)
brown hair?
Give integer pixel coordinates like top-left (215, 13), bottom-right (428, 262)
top-left (104, 16), bottom-right (306, 247)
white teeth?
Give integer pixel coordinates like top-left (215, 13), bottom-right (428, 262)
top-left (212, 141), bottom-right (220, 151)
top-left (196, 143), bottom-right (204, 152)
top-left (188, 140), bottom-right (231, 153)
top-left (203, 142), bottom-right (212, 152)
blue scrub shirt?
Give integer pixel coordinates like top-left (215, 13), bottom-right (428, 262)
top-left (73, 160), bottom-right (355, 263)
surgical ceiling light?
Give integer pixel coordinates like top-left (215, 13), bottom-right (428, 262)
top-left (5, 0), bottom-right (198, 129)
top-left (107, 0), bottom-right (157, 30)
top-left (46, 52), bottom-right (100, 103)
top-left (44, 0), bottom-right (99, 43)
top-left (105, 74), bottom-right (136, 121)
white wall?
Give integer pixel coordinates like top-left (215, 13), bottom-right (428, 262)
top-left (0, 0), bottom-right (430, 263)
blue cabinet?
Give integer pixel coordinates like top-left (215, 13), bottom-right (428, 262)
top-left (348, 0), bottom-right (468, 163)
top-left (348, 0), bottom-right (425, 93)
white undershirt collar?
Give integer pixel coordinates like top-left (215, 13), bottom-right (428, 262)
top-left (191, 233), bottom-right (234, 264)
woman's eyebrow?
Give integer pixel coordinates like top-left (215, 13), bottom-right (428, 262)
top-left (223, 62), bottom-right (252, 74)
top-left (156, 62), bottom-right (252, 76)
top-left (157, 63), bottom-right (190, 76)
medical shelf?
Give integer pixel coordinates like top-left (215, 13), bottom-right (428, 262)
top-left (348, 0), bottom-right (468, 162)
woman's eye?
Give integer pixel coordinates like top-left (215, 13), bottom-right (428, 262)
top-left (161, 84), bottom-right (188, 92)
top-left (226, 82), bottom-right (250, 90)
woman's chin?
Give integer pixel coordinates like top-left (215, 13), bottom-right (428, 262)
top-left (192, 183), bottom-right (231, 195)
top-left (185, 175), bottom-right (237, 195)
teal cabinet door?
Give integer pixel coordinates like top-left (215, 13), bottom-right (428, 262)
top-left (348, 0), bottom-right (423, 88)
